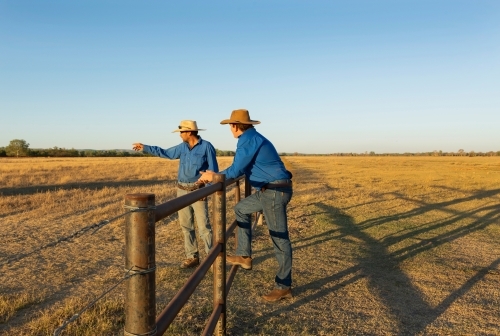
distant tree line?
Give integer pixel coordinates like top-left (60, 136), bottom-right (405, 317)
top-left (1, 140), bottom-right (499, 158)
top-left (0, 139), bottom-right (147, 158)
top-left (215, 149), bottom-right (235, 156)
top-left (315, 149), bottom-right (500, 157)
top-left (0, 139), bottom-right (238, 158)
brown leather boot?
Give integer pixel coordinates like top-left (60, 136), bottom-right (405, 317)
top-left (180, 257), bottom-right (199, 269)
top-left (262, 288), bottom-right (292, 302)
top-left (226, 255), bottom-right (252, 270)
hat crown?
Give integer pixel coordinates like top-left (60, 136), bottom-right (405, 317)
top-left (172, 120), bottom-right (206, 132)
top-left (230, 109), bottom-right (251, 122)
top-left (179, 120), bottom-right (197, 130)
top-left (220, 109), bottom-right (261, 125)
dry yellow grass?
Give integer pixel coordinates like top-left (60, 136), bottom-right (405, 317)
top-left (1, 156), bottom-right (499, 335)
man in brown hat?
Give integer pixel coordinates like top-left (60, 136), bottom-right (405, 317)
top-left (133, 120), bottom-right (218, 269)
top-left (198, 109), bottom-right (294, 302)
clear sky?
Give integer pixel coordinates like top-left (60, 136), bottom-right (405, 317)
top-left (1, 1), bottom-right (499, 154)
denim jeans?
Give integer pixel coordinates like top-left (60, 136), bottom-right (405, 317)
top-left (177, 184), bottom-right (213, 259)
top-left (234, 179), bottom-right (293, 289)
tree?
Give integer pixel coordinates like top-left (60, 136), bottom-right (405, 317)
top-left (5, 139), bottom-right (30, 157)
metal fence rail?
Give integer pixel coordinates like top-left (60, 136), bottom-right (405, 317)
top-left (124, 174), bottom-right (255, 336)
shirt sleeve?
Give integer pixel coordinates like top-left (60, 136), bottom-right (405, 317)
top-left (143, 144), bottom-right (182, 159)
top-left (206, 143), bottom-right (219, 173)
top-left (221, 136), bottom-right (260, 179)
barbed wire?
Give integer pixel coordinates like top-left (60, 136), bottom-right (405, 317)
top-left (53, 265), bottom-right (155, 336)
top-left (1, 210), bottom-right (134, 267)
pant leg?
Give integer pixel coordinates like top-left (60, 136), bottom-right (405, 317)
top-left (260, 187), bottom-right (293, 289)
top-left (177, 188), bottom-right (199, 258)
top-left (191, 198), bottom-right (213, 254)
top-left (234, 192), bottom-right (264, 257)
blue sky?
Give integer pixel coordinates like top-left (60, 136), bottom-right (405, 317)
top-left (1, 1), bottom-right (499, 154)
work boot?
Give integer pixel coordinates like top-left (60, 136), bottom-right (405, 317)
top-left (226, 255), bottom-right (252, 270)
top-left (180, 257), bottom-right (199, 269)
top-left (262, 288), bottom-right (292, 302)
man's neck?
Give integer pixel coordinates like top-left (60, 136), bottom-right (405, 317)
top-left (186, 136), bottom-right (200, 149)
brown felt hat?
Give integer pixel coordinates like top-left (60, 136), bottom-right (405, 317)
top-left (172, 120), bottom-right (206, 133)
top-left (220, 109), bottom-right (261, 125)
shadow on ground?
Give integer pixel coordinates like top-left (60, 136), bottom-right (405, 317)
top-left (233, 187), bottom-right (500, 335)
top-left (0, 179), bottom-right (176, 197)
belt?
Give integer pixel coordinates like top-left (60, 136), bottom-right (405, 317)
top-left (261, 182), bottom-right (292, 192)
top-left (177, 183), bottom-right (205, 191)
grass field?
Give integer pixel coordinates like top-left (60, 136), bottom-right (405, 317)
top-left (1, 156), bottom-right (499, 335)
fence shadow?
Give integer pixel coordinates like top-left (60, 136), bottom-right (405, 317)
top-left (0, 179), bottom-right (177, 197)
top-left (241, 188), bottom-right (500, 335)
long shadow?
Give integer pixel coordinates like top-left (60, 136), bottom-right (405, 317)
top-left (0, 179), bottom-right (177, 197)
top-left (357, 188), bottom-right (500, 232)
top-left (241, 188), bottom-right (500, 335)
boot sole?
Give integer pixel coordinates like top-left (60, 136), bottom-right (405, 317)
top-left (227, 260), bottom-right (252, 270)
top-left (262, 293), bottom-right (293, 302)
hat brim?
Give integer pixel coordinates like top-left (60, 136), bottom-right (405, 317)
top-left (172, 128), bottom-right (206, 133)
top-left (220, 119), bottom-right (260, 125)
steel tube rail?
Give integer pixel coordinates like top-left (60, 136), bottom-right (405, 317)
top-left (131, 174), bottom-right (246, 335)
top-left (202, 305), bottom-right (223, 336)
top-left (124, 193), bottom-right (156, 336)
top-left (155, 243), bottom-right (222, 334)
top-left (225, 220), bottom-right (237, 242)
top-left (154, 176), bottom-right (244, 223)
top-left (154, 183), bottom-right (221, 222)
top-left (225, 265), bottom-right (239, 298)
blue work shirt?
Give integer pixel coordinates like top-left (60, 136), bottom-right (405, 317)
top-left (143, 137), bottom-right (219, 183)
top-left (221, 128), bottom-right (290, 189)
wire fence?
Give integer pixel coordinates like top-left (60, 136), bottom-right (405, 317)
top-left (53, 264), bottom-right (155, 336)
top-left (4, 180), bottom-right (245, 335)
top-left (1, 206), bottom-right (150, 334)
top-left (0, 209), bottom-right (135, 267)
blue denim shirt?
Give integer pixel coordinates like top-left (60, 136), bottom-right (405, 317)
top-left (143, 137), bottom-right (219, 183)
top-left (220, 128), bottom-right (290, 189)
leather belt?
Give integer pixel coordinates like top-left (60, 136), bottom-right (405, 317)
top-left (261, 182), bottom-right (292, 192)
top-left (177, 183), bottom-right (205, 191)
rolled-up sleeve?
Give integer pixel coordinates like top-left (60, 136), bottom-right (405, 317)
top-left (143, 144), bottom-right (182, 159)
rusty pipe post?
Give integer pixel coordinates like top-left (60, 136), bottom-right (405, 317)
top-left (124, 193), bottom-right (156, 336)
top-left (235, 179), bottom-right (241, 204)
top-left (212, 174), bottom-right (226, 336)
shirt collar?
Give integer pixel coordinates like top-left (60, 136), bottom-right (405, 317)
top-left (239, 127), bottom-right (256, 140)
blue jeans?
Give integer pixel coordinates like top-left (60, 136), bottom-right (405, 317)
top-left (234, 179), bottom-right (293, 289)
top-left (177, 183), bottom-right (213, 259)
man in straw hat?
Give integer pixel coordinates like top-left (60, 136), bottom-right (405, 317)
top-left (198, 109), bottom-right (294, 302)
top-left (133, 120), bottom-right (218, 269)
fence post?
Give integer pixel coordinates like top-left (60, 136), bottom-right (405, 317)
top-left (235, 179), bottom-right (241, 204)
top-left (244, 175), bottom-right (251, 197)
top-left (213, 174), bottom-right (226, 335)
top-left (124, 193), bottom-right (156, 336)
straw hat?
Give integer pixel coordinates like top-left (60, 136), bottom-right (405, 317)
top-left (172, 120), bottom-right (206, 133)
top-left (220, 109), bottom-right (260, 125)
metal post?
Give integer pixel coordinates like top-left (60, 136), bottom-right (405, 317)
top-left (212, 174), bottom-right (226, 335)
top-left (124, 193), bottom-right (156, 336)
top-left (235, 180), bottom-right (241, 204)
top-left (244, 175), bottom-right (251, 197)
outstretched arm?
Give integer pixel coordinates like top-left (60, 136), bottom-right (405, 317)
top-left (132, 143), bottom-right (182, 159)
